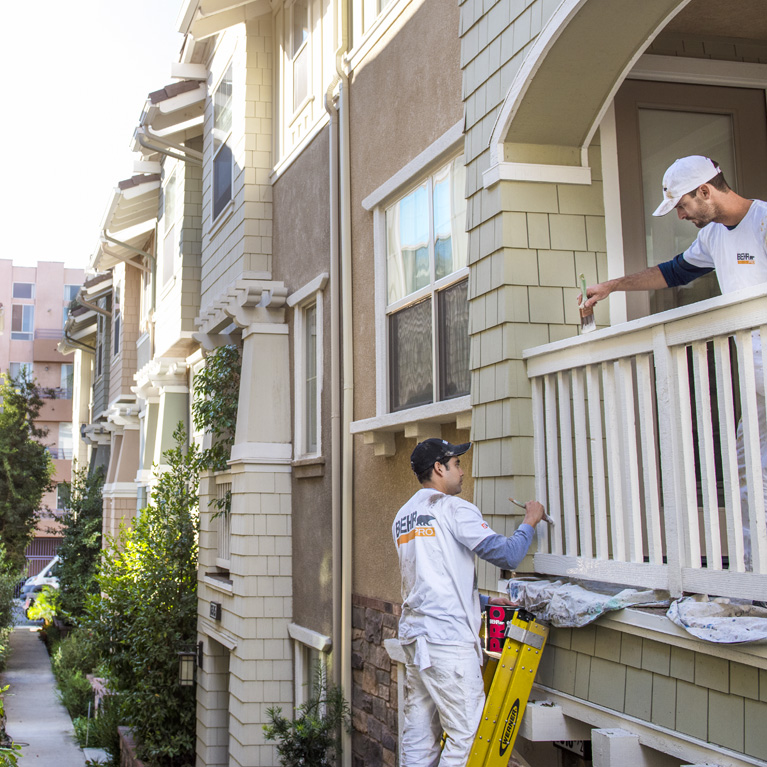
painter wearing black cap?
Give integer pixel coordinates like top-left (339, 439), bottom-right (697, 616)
top-left (410, 437), bottom-right (471, 483)
top-left (392, 437), bottom-right (546, 766)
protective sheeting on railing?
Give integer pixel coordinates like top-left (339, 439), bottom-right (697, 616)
top-left (524, 284), bottom-right (767, 600)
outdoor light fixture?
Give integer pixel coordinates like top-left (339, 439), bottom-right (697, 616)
top-left (178, 641), bottom-right (203, 686)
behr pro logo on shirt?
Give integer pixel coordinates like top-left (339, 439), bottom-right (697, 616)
top-left (737, 252), bottom-right (755, 264)
top-left (395, 511), bottom-right (437, 545)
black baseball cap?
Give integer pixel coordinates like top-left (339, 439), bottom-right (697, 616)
top-left (410, 438), bottom-right (472, 476)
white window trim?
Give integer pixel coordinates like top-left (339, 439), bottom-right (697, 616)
top-left (162, 167), bottom-right (181, 286)
top-left (288, 273), bottom-right (328, 459)
top-left (600, 53), bottom-right (767, 326)
top-left (287, 622), bottom-right (331, 708)
top-left (288, 0), bottom-right (311, 120)
top-left (211, 62), bottom-right (234, 228)
top-left (365, 121), bottom-right (466, 417)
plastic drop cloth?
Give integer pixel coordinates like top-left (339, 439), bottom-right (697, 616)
top-left (666, 596), bottom-right (767, 643)
top-left (505, 577), bottom-right (670, 628)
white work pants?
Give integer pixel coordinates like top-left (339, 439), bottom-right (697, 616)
top-left (401, 640), bottom-right (485, 767)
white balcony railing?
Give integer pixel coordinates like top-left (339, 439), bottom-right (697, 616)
top-left (524, 283), bottom-right (767, 601)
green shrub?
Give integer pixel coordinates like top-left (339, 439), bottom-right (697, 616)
top-left (51, 629), bottom-right (99, 678)
top-left (73, 695), bottom-right (121, 765)
top-left (55, 668), bottom-right (93, 719)
top-left (264, 664), bottom-right (350, 767)
top-left (0, 685), bottom-right (22, 766)
top-left (26, 586), bottom-right (60, 627)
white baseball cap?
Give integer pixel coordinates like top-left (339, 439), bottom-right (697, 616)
top-left (652, 155), bottom-right (722, 217)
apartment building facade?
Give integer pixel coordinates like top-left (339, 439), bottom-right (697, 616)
top-left (62, 0), bottom-right (767, 765)
top-left (0, 260), bottom-right (83, 576)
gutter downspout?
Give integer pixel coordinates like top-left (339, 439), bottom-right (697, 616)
top-left (324, 79), bottom-right (343, 698)
top-left (76, 297), bottom-right (111, 318)
top-left (333, 5), bottom-right (354, 767)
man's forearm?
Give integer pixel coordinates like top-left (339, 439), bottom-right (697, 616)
top-left (584, 266), bottom-right (668, 308)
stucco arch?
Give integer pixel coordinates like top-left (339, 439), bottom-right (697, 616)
top-left (488, 0), bottom-right (693, 173)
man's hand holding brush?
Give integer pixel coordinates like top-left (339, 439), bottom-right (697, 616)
top-left (508, 498), bottom-right (555, 526)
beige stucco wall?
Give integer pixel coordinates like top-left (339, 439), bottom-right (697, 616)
top-left (349, 0), bottom-right (465, 604)
top-left (272, 128), bottom-right (334, 636)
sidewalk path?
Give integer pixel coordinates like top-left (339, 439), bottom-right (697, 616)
top-left (1, 626), bottom-right (86, 765)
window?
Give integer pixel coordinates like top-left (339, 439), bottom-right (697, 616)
top-left (11, 305), bottom-right (34, 340)
top-left (212, 65), bottom-right (233, 221)
top-left (291, 0), bottom-right (309, 112)
top-left (12, 283), bottom-right (34, 300)
top-left (60, 364), bottom-right (73, 398)
top-left (58, 423), bottom-right (73, 461)
top-left (63, 285), bottom-right (79, 302)
top-left (113, 285), bottom-right (121, 357)
top-left (287, 624), bottom-right (330, 708)
top-left (163, 170), bottom-right (178, 285)
top-left (385, 157), bottom-right (469, 411)
top-left (96, 316), bottom-right (104, 378)
top-left (62, 307), bottom-right (69, 329)
top-left (56, 484), bottom-right (70, 511)
top-left (9, 362), bottom-right (32, 381)
top-left (289, 275), bottom-right (326, 458)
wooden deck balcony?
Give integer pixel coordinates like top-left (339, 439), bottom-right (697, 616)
top-left (524, 283), bottom-right (767, 601)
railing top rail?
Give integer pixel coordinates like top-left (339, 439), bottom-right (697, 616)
top-left (523, 282), bottom-right (767, 374)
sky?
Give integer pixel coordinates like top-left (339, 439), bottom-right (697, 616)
top-left (0, 0), bottom-right (185, 272)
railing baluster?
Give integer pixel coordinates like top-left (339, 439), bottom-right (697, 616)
top-left (673, 345), bottom-right (702, 568)
top-left (636, 353), bottom-right (662, 565)
top-left (736, 329), bottom-right (767, 573)
top-left (586, 365), bottom-right (608, 561)
top-left (616, 358), bottom-right (643, 563)
top-left (691, 340), bottom-right (722, 570)
top-left (653, 326), bottom-right (682, 596)
top-left (713, 336), bottom-right (744, 571)
top-left (572, 368), bottom-right (593, 559)
top-left (602, 362), bottom-right (626, 561)
top-left (544, 375), bottom-right (563, 554)
top-left (531, 376), bottom-right (550, 554)
top-left (557, 371), bottom-right (578, 557)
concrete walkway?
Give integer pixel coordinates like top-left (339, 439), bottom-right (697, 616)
top-left (1, 625), bottom-right (87, 765)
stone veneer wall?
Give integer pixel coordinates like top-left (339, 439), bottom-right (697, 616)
top-left (538, 624), bottom-right (767, 760)
top-left (351, 595), bottom-right (400, 767)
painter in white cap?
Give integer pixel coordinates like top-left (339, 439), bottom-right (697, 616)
top-left (652, 155), bottom-right (722, 217)
top-left (580, 154), bottom-right (767, 571)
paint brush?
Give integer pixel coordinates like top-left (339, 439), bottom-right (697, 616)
top-left (509, 498), bottom-right (555, 525)
top-left (578, 273), bottom-right (596, 334)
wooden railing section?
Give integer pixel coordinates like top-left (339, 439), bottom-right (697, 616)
top-left (524, 284), bottom-right (767, 600)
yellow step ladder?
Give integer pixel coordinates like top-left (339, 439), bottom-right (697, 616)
top-left (467, 608), bottom-right (549, 767)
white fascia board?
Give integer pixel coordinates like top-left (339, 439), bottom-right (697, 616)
top-left (170, 62), bottom-right (207, 81)
top-left (158, 83), bottom-right (206, 115)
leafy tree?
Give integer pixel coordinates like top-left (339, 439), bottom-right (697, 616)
top-left (264, 663), bottom-right (350, 767)
top-left (0, 370), bottom-right (54, 570)
top-left (56, 466), bottom-right (104, 621)
top-left (192, 345), bottom-right (240, 517)
top-left (191, 344), bottom-right (240, 473)
top-left (83, 426), bottom-right (199, 767)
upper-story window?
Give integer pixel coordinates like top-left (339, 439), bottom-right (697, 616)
top-left (61, 364), bottom-right (74, 397)
top-left (11, 305), bottom-right (34, 341)
top-left (385, 156), bottom-right (469, 411)
top-left (113, 285), bottom-right (121, 358)
top-left (9, 362), bottom-right (33, 381)
top-left (291, 0), bottom-right (309, 112)
top-left (63, 285), bottom-right (79, 302)
top-left (212, 64), bottom-right (233, 221)
top-left (12, 283), bottom-right (34, 300)
top-left (163, 169), bottom-right (178, 285)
